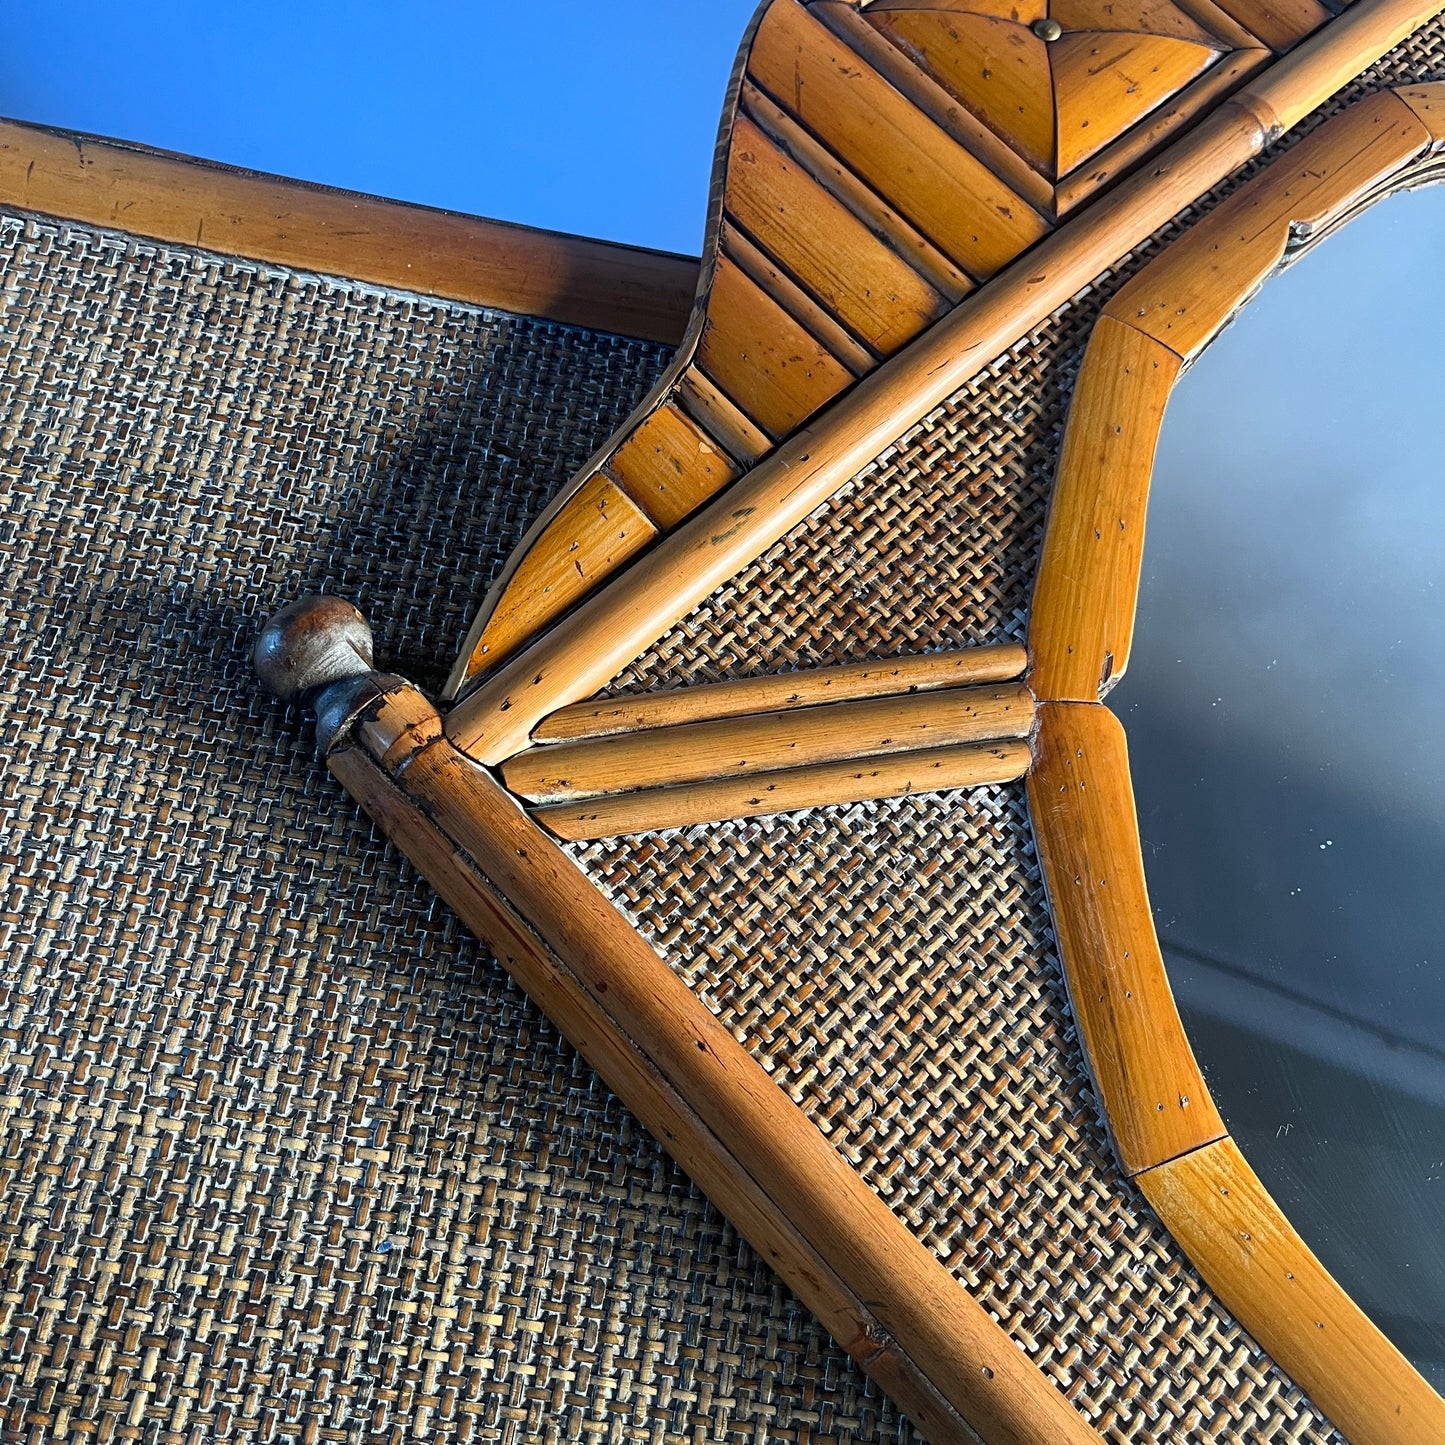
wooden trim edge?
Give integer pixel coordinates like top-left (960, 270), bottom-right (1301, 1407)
top-left (0, 115), bottom-right (700, 345)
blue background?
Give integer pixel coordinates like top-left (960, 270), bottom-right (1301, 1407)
top-left (0, 1), bottom-right (759, 254)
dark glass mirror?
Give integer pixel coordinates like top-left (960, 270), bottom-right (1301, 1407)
top-left (1115, 183), bottom-right (1445, 1387)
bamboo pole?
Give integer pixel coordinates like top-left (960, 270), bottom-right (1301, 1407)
top-left (446, 0), bottom-right (1440, 766)
top-left (1139, 1139), bottom-right (1445, 1445)
top-left (533, 642), bottom-right (1027, 742)
top-left (533, 737), bottom-right (1032, 840)
top-left (327, 742), bottom-right (985, 1445)
top-left (504, 682), bottom-right (1034, 804)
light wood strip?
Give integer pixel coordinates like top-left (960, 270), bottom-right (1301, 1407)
top-left (1052, 0), bottom-right (1226, 44)
top-left (347, 693), bottom-right (1102, 1445)
top-left (467, 473), bottom-right (657, 671)
top-left (721, 220), bottom-right (876, 375)
top-left (1053, 33), bottom-right (1223, 176)
top-left (1027, 702), bottom-right (1227, 1174)
top-left (1104, 87), bottom-right (1431, 359)
top-left (504, 682), bottom-right (1034, 804)
top-left (748, 0), bottom-right (1049, 278)
top-left (741, 80), bottom-right (974, 303)
top-left (533, 738), bottom-right (1032, 840)
top-left (674, 368), bottom-right (773, 466)
top-left (814, 0), bottom-right (1057, 215)
top-left (1029, 315), bottom-right (1182, 703)
top-left (534, 642), bottom-right (1029, 742)
top-left (0, 119), bottom-right (698, 346)
top-left (865, 0), bottom-right (1049, 25)
top-left (1208, 0), bottom-right (1333, 51)
top-left (1138, 1138), bottom-right (1445, 1444)
top-left (327, 742), bottom-right (988, 1445)
top-left (724, 111), bottom-right (948, 356)
top-left (1171, 0), bottom-right (1269, 50)
top-left (1395, 78), bottom-right (1445, 142)
top-left (1053, 48), bottom-right (1271, 214)
top-left (697, 253), bottom-right (856, 439)
top-left (605, 402), bottom-right (740, 530)
top-left (447, 0), bottom-right (1434, 748)
top-left (867, 10), bottom-right (1057, 176)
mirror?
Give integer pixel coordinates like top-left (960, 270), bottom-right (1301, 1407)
top-left (1115, 183), bottom-right (1445, 1387)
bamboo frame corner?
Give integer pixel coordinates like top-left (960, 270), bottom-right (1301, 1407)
top-left (1026, 80), bottom-right (1445, 1445)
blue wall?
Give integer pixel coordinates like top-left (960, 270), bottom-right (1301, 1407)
top-left (1, 1), bottom-right (759, 253)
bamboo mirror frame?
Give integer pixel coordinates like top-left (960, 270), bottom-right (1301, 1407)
top-left (1027, 79), bottom-right (1445, 1441)
top-left (244, 4), bottom-right (1445, 1443)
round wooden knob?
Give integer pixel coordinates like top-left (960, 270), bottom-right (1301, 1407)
top-left (254, 594), bottom-right (374, 702)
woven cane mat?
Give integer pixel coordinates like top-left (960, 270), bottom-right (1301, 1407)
top-left (0, 226), bottom-right (930, 1444)
top-left (570, 20), bottom-right (1445, 1445)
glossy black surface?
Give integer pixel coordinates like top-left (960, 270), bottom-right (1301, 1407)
top-left (1115, 184), bottom-right (1445, 1386)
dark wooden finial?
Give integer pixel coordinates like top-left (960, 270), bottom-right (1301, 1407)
top-left (254, 594), bottom-right (374, 703)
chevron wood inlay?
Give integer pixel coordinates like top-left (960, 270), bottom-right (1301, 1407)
top-left (446, 0), bottom-right (1308, 696)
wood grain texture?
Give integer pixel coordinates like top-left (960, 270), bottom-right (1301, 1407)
top-left (1029, 315), bottom-right (1182, 703)
top-left (533, 642), bottom-right (1029, 742)
top-left (724, 112), bottom-right (948, 356)
top-left (1171, 0), bottom-right (1272, 49)
top-left (740, 79), bottom-right (977, 303)
top-left (869, 10), bottom-right (1057, 175)
top-left (1138, 1139), bottom-right (1445, 1444)
top-left (1104, 87), bottom-right (1432, 359)
top-left (1053, 32), bottom-right (1223, 175)
top-left (606, 402), bottom-right (740, 529)
top-left (466, 473), bottom-right (657, 671)
top-left (748, 0), bottom-right (1049, 277)
top-left (1027, 702), bottom-right (1227, 1175)
top-left (1053, 0), bottom-right (1226, 44)
top-left (721, 220), bottom-right (876, 375)
top-left (446, 0), bottom-right (1436, 753)
top-left (697, 253), bottom-right (857, 440)
top-left (0, 119), bottom-right (698, 345)
top-left (326, 742), bottom-right (988, 1445)
top-left (675, 368), bottom-right (773, 466)
top-left (340, 687), bottom-right (1102, 1445)
top-left (504, 682), bottom-right (1035, 804)
top-left (532, 738), bottom-right (1032, 840)
top-left (1208, 0), bottom-right (1333, 51)
top-left (1394, 78), bottom-right (1445, 141)
top-left (814, 0), bottom-right (1057, 215)
top-left (1052, 46), bottom-right (1271, 215)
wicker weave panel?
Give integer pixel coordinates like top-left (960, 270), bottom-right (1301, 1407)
top-left (0, 218), bottom-right (919, 1444)
top-left (572, 21), bottom-right (1445, 1445)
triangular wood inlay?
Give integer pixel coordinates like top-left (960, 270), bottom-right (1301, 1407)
top-left (1053, 31), bottom-right (1220, 174)
top-left (870, 9), bottom-right (1057, 174)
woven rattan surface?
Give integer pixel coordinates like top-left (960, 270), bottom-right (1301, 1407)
top-left (5, 22), bottom-right (1445, 1444)
top-left (571, 21), bottom-right (1445, 1445)
top-left (0, 226), bottom-right (929, 1443)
